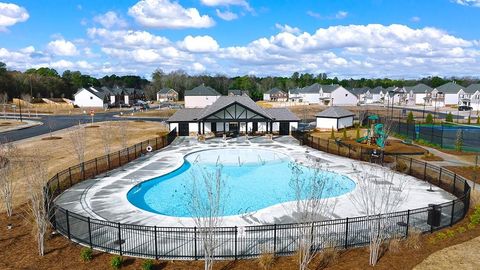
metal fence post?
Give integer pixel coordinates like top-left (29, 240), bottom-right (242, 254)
top-left (438, 167), bottom-right (442, 185)
top-left (88, 217), bottom-right (92, 248)
top-left (453, 174), bottom-right (457, 195)
top-left (344, 218), bottom-right (349, 249)
top-left (450, 200), bottom-right (456, 226)
top-left (405, 210), bottom-right (410, 237)
top-left (155, 137), bottom-right (158, 150)
top-left (118, 222), bottom-right (122, 256)
top-left (127, 147), bottom-right (130, 162)
top-left (154, 226), bottom-right (158, 260)
top-left (66, 210), bottom-right (71, 239)
top-left (82, 162), bottom-right (85, 180)
top-left (423, 162), bottom-right (427, 181)
top-left (95, 158), bottom-right (98, 175)
top-left (68, 167), bottom-right (72, 187)
top-left (107, 154), bottom-right (110, 170)
top-left (273, 224), bottom-right (277, 255)
top-left (409, 158), bottom-right (413, 175)
top-left (194, 227), bottom-right (198, 260)
top-left (118, 151), bottom-right (121, 166)
top-left (234, 226), bottom-right (238, 260)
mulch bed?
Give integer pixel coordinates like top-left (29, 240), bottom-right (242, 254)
top-left (85, 125), bottom-right (100, 129)
top-left (41, 136), bottom-right (63, 140)
top-left (421, 155), bottom-right (444, 161)
top-left (342, 139), bottom-right (427, 155)
top-left (445, 166), bottom-right (479, 183)
top-left (1, 205), bottom-right (480, 270)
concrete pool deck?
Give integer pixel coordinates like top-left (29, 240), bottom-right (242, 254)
top-left (55, 135), bottom-right (456, 227)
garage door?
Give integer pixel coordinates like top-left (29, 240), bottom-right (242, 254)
top-left (178, 123), bottom-right (189, 136)
top-left (279, 122), bottom-right (289, 135)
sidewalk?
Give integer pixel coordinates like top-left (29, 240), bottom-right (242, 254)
top-left (0, 119), bottom-right (43, 133)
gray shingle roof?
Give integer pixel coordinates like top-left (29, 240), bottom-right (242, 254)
top-left (349, 87), bottom-right (370, 97)
top-left (167, 95), bottom-right (299, 122)
top-left (228, 89), bottom-right (248, 96)
top-left (198, 95), bottom-right (271, 119)
top-left (301, 83), bottom-right (322, 93)
top-left (185, 84), bottom-right (220, 96)
top-left (265, 87), bottom-right (285, 95)
top-left (321, 84), bottom-right (341, 93)
top-left (266, 108), bottom-right (300, 121)
top-left (404, 83), bottom-right (433, 94)
top-left (436, 82), bottom-right (465, 94)
top-left (371, 86), bottom-right (385, 94)
top-left (465, 84), bottom-right (480, 94)
top-left (289, 87), bottom-right (301, 94)
top-left (168, 108), bottom-right (204, 122)
top-left (157, 88), bottom-right (176, 94)
top-left (315, 107), bottom-right (355, 118)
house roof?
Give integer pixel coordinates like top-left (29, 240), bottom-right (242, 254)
top-left (404, 83), bottom-right (433, 94)
top-left (265, 87), bottom-right (285, 95)
top-left (465, 84), bottom-right (480, 94)
top-left (321, 84), bottom-right (341, 93)
top-left (266, 108), bottom-right (300, 121)
top-left (289, 87), bottom-right (301, 94)
top-left (349, 87), bottom-right (371, 97)
top-left (157, 88), bottom-right (177, 94)
top-left (370, 86), bottom-right (385, 94)
top-left (74, 87), bottom-right (107, 100)
top-left (228, 89), bottom-right (249, 96)
top-left (168, 95), bottom-right (299, 122)
top-left (185, 84), bottom-right (220, 96)
top-left (198, 95), bottom-right (271, 119)
top-left (436, 82), bottom-right (465, 94)
top-left (315, 107), bottom-right (355, 118)
top-left (167, 108), bottom-right (204, 122)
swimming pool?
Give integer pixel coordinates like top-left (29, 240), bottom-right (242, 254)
top-left (127, 148), bottom-right (356, 217)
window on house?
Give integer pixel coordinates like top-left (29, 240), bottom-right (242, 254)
top-left (345, 94), bottom-right (348, 97)
top-left (90, 96), bottom-right (93, 100)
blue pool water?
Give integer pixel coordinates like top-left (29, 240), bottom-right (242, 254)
top-left (127, 148), bottom-right (356, 217)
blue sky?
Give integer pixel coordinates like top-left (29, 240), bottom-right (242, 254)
top-left (1, 0), bottom-right (480, 79)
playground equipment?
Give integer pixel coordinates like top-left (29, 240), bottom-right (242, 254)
top-left (356, 115), bottom-right (388, 149)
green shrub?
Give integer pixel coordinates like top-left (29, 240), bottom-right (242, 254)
top-left (407, 111), bottom-right (414, 124)
top-left (342, 128), bottom-right (347, 139)
top-left (469, 206), bottom-right (480, 225)
top-left (446, 112), bottom-right (454, 122)
top-left (425, 113), bottom-right (434, 124)
top-left (445, 229), bottom-right (455, 238)
top-left (80, 247), bottom-right (93, 262)
top-left (355, 126), bottom-right (360, 140)
top-left (468, 223), bottom-right (476, 230)
top-left (330, 127), bottom-right (335, 139)
top-left (142, 259), bottom-right (154, 270)
top-left (110, 256), bottom-right (123, 270)
top-left (468, 116), bottom-right (471, 125)
top-left (435, 232), bottom-right (447, 240)
top-left (457, 226), bottom-right (467, 234)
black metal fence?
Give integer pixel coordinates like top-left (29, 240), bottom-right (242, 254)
top-left (46, 131), bottom-right (471, 260)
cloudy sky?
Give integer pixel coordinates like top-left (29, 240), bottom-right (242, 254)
top-left (1, 0), bottom-right (480, 79)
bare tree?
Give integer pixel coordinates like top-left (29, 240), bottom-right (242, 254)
top-left (187, 164), bottom-right (227, 270)
top-left (0, 141), bottom-right (16, 221)
top-left (68, 123), bottom-right (87, 177)
top-left (100, 122), bottom-right (115, 171)
top-left (21, 93), bottom-right (32, 117)
top-left (289, 161), bottom-right (336, 270)
top-left (0, 92), bottom-right (8, 119)
top-left (46, 117), bottom-right (56, 138)
top-left (349, 164), bottom-right (409, 266)
top-left (25, 156), bottom-right (50, 256)
top-left (118, 121), bottom-right (129, 149)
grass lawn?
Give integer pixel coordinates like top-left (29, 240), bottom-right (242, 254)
top-left (3, 120), bottom-right (168, 210)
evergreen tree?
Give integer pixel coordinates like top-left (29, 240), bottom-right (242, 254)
top-left (407, 111), bottom-right (414, 124)
top-left (425, 113), bottom-right (434, 124)
top-left (330, 127), bottom-right (335, 139)
top-left (455, 129), bottom-right (463, 152)
top-left (356, 126), bottom-right (361, 140)
top-left (446, 112), bottom-right (454, 122)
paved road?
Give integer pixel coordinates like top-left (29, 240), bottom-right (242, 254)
top-left (1, 111), bottom-right (168, 142)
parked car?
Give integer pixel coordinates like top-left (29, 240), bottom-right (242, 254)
top-left (458, 105), bottom-right (473, 111)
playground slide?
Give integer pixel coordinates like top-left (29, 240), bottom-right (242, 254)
top-left (356, 136), bottom-right (369, 143)
top-left (374, 123), bottom-right (387, 148)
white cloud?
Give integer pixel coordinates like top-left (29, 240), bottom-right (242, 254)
top-left (201, 0), bottom-right (252, 12)
top-left (47, 39), bottom-right (78, 56)
top-left (180, 35), bottom-right (219, 53)
top-left (307, 10), bottom-right (348, 20)
top-left (411, 16), bottom-right (421, 22)
top-left (0, 2), bottom-right (29, 31)
top-left (192, 62), bottom-right (206, 72)
top-left (93, 11), bottom-right (128, 29)
top-left (454, 0), bottom-right (480, 7)
top-left (50, 59), bottom-right (74, 69)
top-left (335, 11), bottom-right (348, 19)
top-left (128, 0), bottom-right (215, 29)
top-left (275, 24), bottom-right (301, 34)
top-left (87, 28), bottom-right (170, 49)
top-left (216, 9), bottom-right (238, 21)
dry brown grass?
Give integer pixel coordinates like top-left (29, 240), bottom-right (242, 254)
top-left (257, 252), bottom-right (276, 269)
top-left (2, 120), bottom-right (168, 211)
top-left (388, 237), bottom-right (402, 253)
top-left (317, 244), bottom-right (339, 269)
top-left (470, 189), bottom-right (480, 208)
top-left (122, 109), bottom-right (177, 118)
top-left (405, 228), bottom-right (423, 250)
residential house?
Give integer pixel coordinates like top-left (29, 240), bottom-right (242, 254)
top-left (383, 86), bottom-right (407, 105)
top-left (465, 84), bottom-right (480, 110)
top-left (370, 86), bottom-right (386, 103)
top-left (404, 83), bottom-right (433, 105)
top-left (73, 87), bottom-right (109, 108)
top-left (109, 86), bottom-right (145, 106)
top-left (322, 85), bottom-right (359, 106)
top-left (436, 82), bottom-right (465, 106)
top-left (184, 84), bottom-right (221, 108)
top-left (263, 88), bottom-right (288, 101)
top-left (168, 95), bottom-right (299, 136)
top-left (157, 88), bottom-right (178, 102)
top-left (349, 87), bottom-right (372, 104)
top-left (228, 89), bottom-right (249, 96)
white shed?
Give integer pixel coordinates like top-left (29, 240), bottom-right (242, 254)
top-left (316, 107), bottom-right (355, 131)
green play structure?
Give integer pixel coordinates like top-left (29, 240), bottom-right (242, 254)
top-left (356, 115), bottom-right (388, 149)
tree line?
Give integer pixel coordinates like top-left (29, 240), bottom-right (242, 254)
top-left (1, 62), bottom-right (479, 101)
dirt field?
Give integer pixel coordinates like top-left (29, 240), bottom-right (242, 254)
top-left (1, 120), bottom-right (168, 210)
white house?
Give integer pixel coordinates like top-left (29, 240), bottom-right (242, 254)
top-left (184, 84), bottom-right (221, 108)
top-left (263, 88), bottom-right (288, 101)
top-left (436, 82), bottom-right (465, 106)
top-left (383, 86), bottom-right (407, 105)
top-left (168, 95), bottom-right (299, 136)
top-left (316, 107), bottom-right (355, 131)
top-left (404, 83), bottom-right (433, 105)
top-left (349, 87), bottom-right (371, 104)
top-left (328, 86), bottom-right (359, 106)
top-left (370, 86), bottom-right (385, 103)
top-left (465, 84), bottom-right (480, 110)
top-left (73, 87), bottom-right (108, 108)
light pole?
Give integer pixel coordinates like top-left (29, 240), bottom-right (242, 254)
top-left (433, 91), bottom-right (443, 124)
